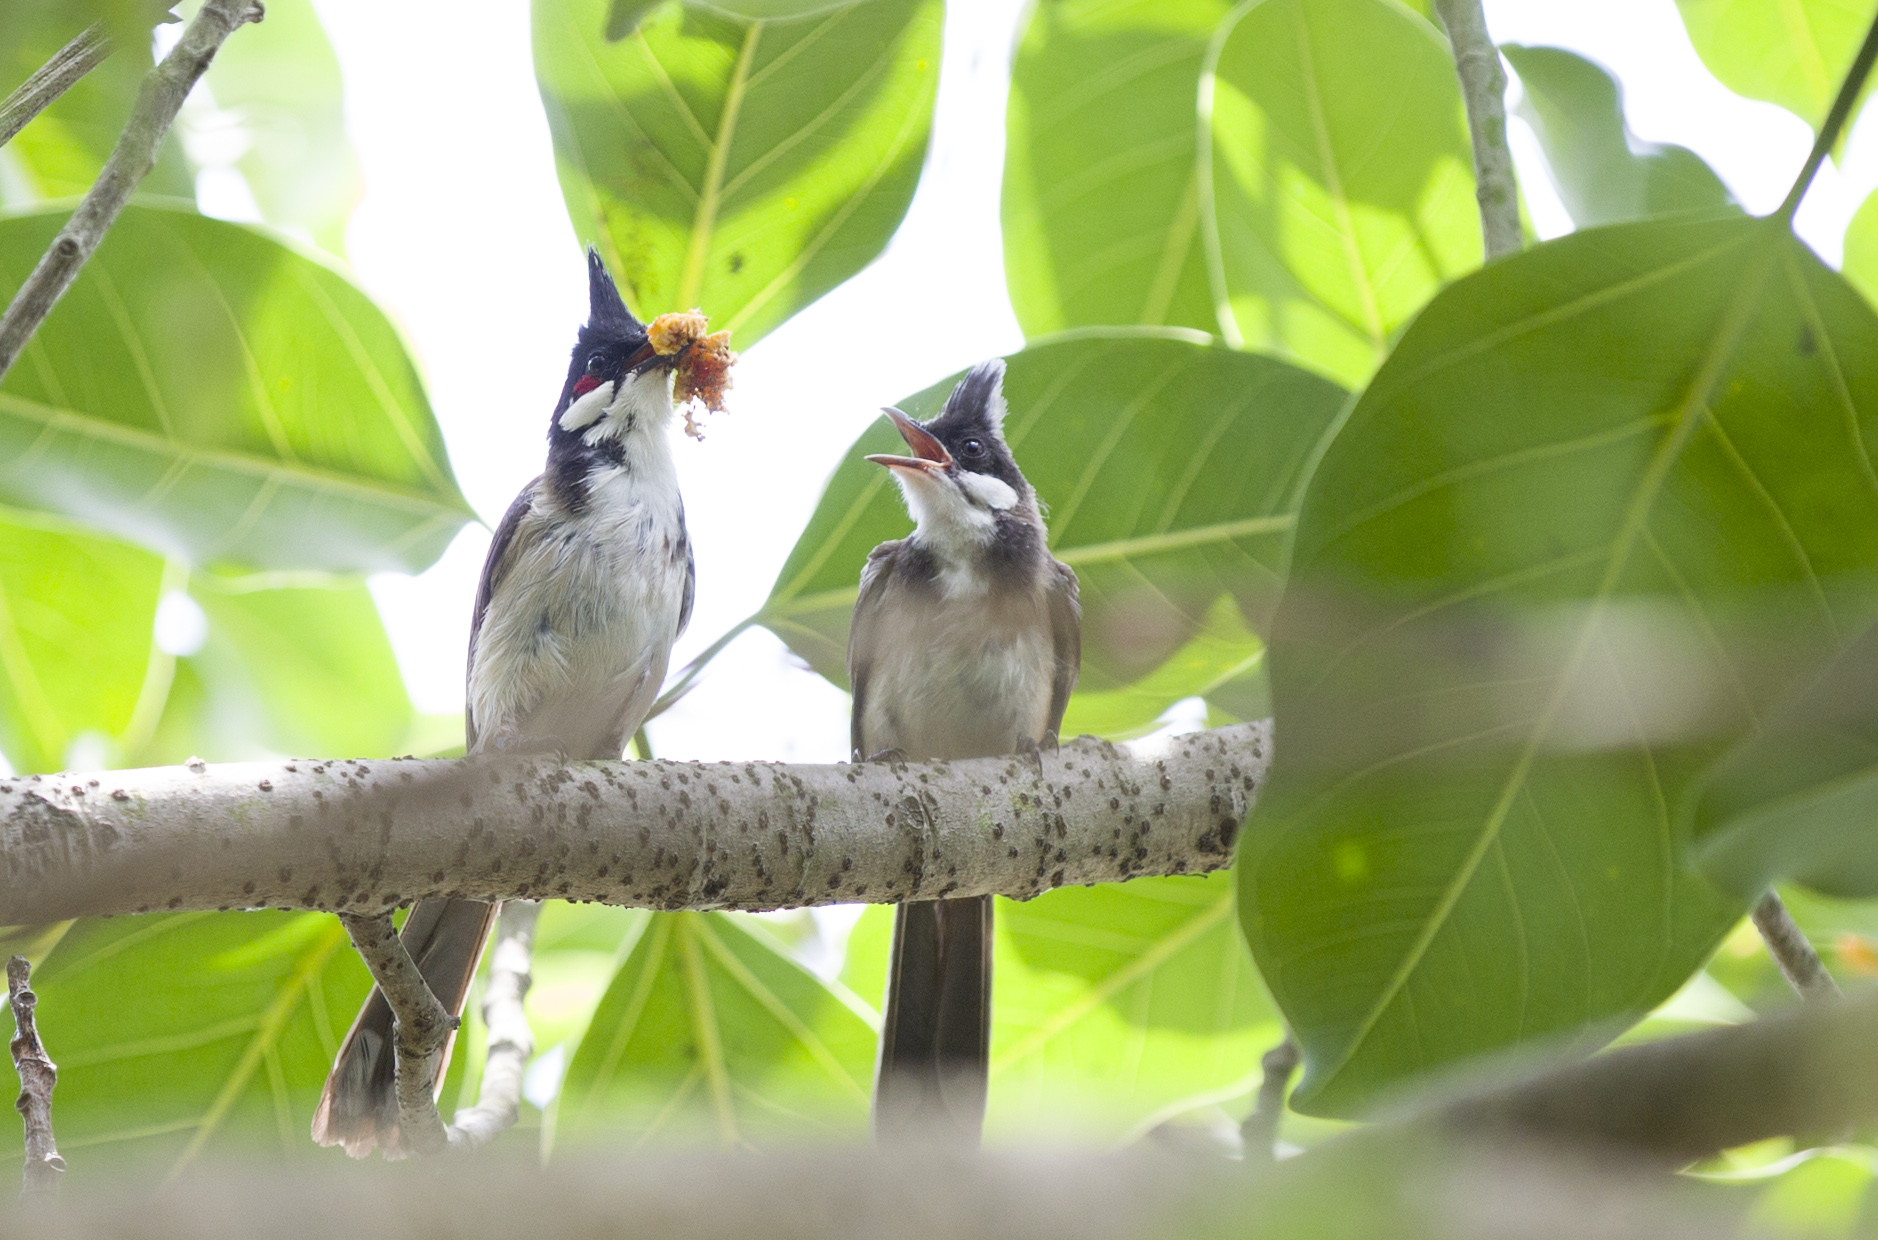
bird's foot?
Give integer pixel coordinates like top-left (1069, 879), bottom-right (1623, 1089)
top-left (1016, 733), bottom-right (1055, 778)
top-left (863, 746), bottom-right (910, 766)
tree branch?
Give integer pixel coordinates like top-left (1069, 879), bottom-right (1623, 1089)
top-left (0, 0), bottom-right (263, 382)
top-left (448, 900), bottom-right (539, 1148)
top-left (337, 914), bottom-right (458, 1157)
top-left (7, 956), bottom-right (64, 1199)
top-left (1433, 0), bottom-right (1521, 259)
top-left (1750, 890), bottom-right (1840, 1001)
top-left (0, 724), bottom-right (1267, 923)
top-left (0, 24), bottom-right (113, 149)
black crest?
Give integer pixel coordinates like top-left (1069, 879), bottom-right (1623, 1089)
top-left (585, 246), bottom-right (641, 336)
top-left (922, 358), bottom-right (1030, 504)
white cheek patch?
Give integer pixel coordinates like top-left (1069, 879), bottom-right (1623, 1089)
top-left (559, 381), bottom-right (615, 432)
top-left (958, 471), bottom-right (1018, 511)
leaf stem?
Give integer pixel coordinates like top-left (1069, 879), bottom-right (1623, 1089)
top-left (0, 0), bottom-right (264, 383)
top-left (1777, 3), bottom-right (1878, 221)
top-left (1240, 1033), bottom-right (1298, 1161)
top-left (0, 23), bottom-right (113, 150)
top-left (1434, 0), bottom-right (1521, 259)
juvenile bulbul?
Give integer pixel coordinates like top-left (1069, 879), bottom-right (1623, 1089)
top-left (313, 249), bottom-right (697, 1157)
top-left (848, 360), bottom-right (1081, 1142)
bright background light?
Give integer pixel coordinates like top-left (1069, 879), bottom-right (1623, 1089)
top-left (267, 0), bottom-right (1878, 768)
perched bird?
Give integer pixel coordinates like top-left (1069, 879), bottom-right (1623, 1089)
top-left (312, 249), bottom-right (696, 1157)
top-left (848, 360), bottom-right (1081, 1141)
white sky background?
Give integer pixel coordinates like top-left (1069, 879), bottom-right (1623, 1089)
top-left (254, 0), bottom-right (1878, 768)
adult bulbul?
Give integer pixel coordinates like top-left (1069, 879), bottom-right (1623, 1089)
top-left (313, 249), bottom-right (696, 1157)
top-left (848, 360), bottom-right (1081, 1141)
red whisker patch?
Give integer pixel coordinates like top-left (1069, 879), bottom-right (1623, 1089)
top-left (572, 374), bottom-right (601, 397)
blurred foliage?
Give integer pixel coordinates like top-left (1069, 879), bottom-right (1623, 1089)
top-left (1503, 44), bottom-right (1737, 228)
top-left (1247, 212), bottom-right (1878, 1115)
top-left (1674, 0), bottom-right (1878, 141)
top-left (533, 0), bottom-right (941, 350)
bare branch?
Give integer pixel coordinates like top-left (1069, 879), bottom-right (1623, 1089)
top-left (8, 956), bottom-right (64, 1199)
top-left (448, 900), bottom-right (539, 1147)
top-left (0, 723), bottom-right (1267, 923)
top-left (1751, 890), bottom-right (1840, 1001)
top-left (0, 24), bottom-right (112, 149)
top-left (1241, 1034), bottom-right (1298, 1161)
top-left (0, 0), bottom-right (263, 382)
top-left (1433, 0), bottom-right (1521, 259)
top-left (337, 915), bottom-right (456, 1157)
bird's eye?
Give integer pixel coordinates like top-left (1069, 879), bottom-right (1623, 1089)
top-left (585, 351), bottom-right (608, 376)
top-left (960, 437), bottom-right (985, 457)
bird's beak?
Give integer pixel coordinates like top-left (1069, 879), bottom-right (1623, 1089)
top-left (866, 407), bottom-right (952, 474)
top-left (625, 339), bottom-right (667, 373)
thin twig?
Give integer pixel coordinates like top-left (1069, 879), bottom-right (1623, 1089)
top-left (1241, 1034), bottom-right (1298, 1161)
top-left (1751, 890), bottom-right (1839, 1001)
top-left (1778, 3), bottom-right (1878, 218)
top-left (447, 900), bottom-right (539, 1147)
top-left (337, 914), bottom-right (456, 1157)
top-left (8, 956), bottom-right (64, 1199)
top-left (0, 24), bottom-right (113, 149)
top-left (0, 0), bottom-right (263, 382)
top-left (1433, 0), bottom-right (1520, 259)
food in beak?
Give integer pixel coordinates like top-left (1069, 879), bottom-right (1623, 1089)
top-left (866, 407), bottom-right (952, 473)
top-left (648, 308), bottom-right (737, 439)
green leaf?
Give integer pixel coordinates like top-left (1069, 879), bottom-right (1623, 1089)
top-left (1001, 0), bottom-right (1233, 338)
top-left (200, 0), bottom-right (363, 254)
top-left (1245, 213), bottom-right (1878, 1116)
top-left (1689, 617), bottom-right (1878, 898)
top-left (842, 874), bottom-right (1278, 1140)
top-left (550, 911), bottom-right (876, 1149)
top-left (187, 576), bottom-right (413, 760)
top-left (0, 911), bottom-right (369, 1184)
top-left (1842, 185), bottom-right (1878, 310)
top-left (1502, 44), bottom-right (1737, 229)
top-left (759, 329), bottom-right (1344, 735)
top-left (0, 2), bottom-right (194, 206)
top-left (0, 512), bottom-right (165, 774)
top-left (533, 0), bottom-right (941, 349)
top-left (1199, 0), bottom-right (1482, 388)
top-left (1674, 0), bottom-right (1878, 137)
top-left (0, 203), bottom-right (472, 573)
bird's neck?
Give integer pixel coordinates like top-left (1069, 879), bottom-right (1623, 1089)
top-left (547, 371), bottom-right (679, 514)
top-left (907, 509), bottom-right (1047, 597)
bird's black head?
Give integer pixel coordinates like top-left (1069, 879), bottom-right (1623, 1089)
top-left (549, 248), bottom-right (665, 440)
top-left (868, 360), bottom-right (1039, 538)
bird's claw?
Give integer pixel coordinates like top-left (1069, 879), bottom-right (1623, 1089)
top-left (863, 746), bottom-right (910, 766)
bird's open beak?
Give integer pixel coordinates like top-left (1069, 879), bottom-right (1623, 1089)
top-left (866, 407), bottom-right (952, 474)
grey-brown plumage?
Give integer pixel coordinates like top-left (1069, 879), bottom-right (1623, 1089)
top-left (849, 360), bottom-right (1080, 1141)
top-left (312, 250), bottom-right (693, 1157)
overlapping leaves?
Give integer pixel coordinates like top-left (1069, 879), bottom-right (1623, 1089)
top-left (533, 0), bottom-right (942, 349)
top-left (1199, 0), bottom-right (1481, 387)
top-left (1244, 212), bottom-right (1878, 1115)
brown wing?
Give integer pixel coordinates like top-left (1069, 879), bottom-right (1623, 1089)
top-left (464, 479), bottom-right (539, 754)
top-left (1044, 558), bottom-right (1081, 740)
top-left (847, 540), bottom-right (904, 762)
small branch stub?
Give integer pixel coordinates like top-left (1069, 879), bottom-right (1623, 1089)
top-left (1433, 0), bottom-right (1521, 259)
top-left (8, 956), bottom-right (65, 1199)
top-left (1241, 1034), bottom-right (1299, 1162)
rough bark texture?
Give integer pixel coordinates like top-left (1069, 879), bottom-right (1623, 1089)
top-left (7, 956), bottom-right (64, 1199)
top-left (0, 724), bottom-right (1267, 923)
top-left (448, 900), bottom-right (538, 1147)
top-left (337, 914), bottom-right (458, 1157)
